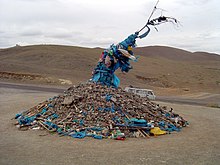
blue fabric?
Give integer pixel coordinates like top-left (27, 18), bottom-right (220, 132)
top-left (105, 94), bottom-right (112, 102)
top-left (41, 108), bottom-right (47, 114)
top-left (158, 121), bottom-right (165, 127)
top-left (57, 128), bottom-right (63, 134)
top-left (71, 132), bottom-right (86, 139)
top-left (111, 104), bottom-right (115, 113)
top-left (167, 123), bottom-right (181, 132)
top-left (79, 119), bottom-right (84, 126)
top-left (112, 115), bottom-right (121, 124)
top-left (36, 114), bottom-right (41, 117)
top-left (91, 33), bottom-right (139, 88)
top-left (91, 29), bottom-right (150, 88)
top-left (92, 62), bottom-right (115, 87)
top-left (52, 113), bottom-right (58, 119)
top-left (18, 115), bottom-right (36, 125)
top-left (165, 113), bottom-right (171, 117)
top-left (93, 134), bottom-right (103, 139)
top-left (72, 131), bottom-right (103, 139)
top-left (92, 72), bottom-right (100, 82)
top-left (128, 118), bottom-right (147, 127)
top-left (15, 113), bottom-right (22, 119)
top-left (44, 121), bottom-right (58, 129)
top-left (113, 74), bottom-right (120, 87)
top-left (158, 121), bottom-right (181, 132)
top-left (97, 104), bottom-right (116, 113)
top-left (91, 127), bottom-right (103, 131)
top-left (47, 113), bottom-right (58, 120)
top-left (119, 34), bottom-right (138, 49)
top-left (82, 112), bottom-right (87, 116)
top-left (120, 60), bottom-right (132, 72)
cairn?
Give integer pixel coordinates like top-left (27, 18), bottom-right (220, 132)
top-left (14, 82), bottom-right (188, 140)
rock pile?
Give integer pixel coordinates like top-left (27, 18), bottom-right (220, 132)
top-left (14, 82), bottom-right (188, 140)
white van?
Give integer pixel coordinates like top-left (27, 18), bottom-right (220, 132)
top-left (124, 87), bottom-right (156, 100)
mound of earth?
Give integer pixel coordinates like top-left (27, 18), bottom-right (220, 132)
top-left (14, 82), bottom-right (188, 139)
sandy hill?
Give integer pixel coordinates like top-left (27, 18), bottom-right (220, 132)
top-left (134, 46), bottom-right (220, 61)
top-left (0, 45), bottom-right (220, 95)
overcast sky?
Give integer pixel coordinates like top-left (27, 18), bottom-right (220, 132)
top-left (0, 0), bottom-right (220, 54)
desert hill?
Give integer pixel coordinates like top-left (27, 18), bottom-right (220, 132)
top-left (134, 46), bottom-right (220, 61)
top-left (0, 45), bottom-right (220, 95)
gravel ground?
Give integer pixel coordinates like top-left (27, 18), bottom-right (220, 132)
top-left (0, 87), bottom-right (220, 165)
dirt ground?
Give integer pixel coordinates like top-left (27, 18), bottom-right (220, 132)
top-left (0, 87), bottom-right (220, 165)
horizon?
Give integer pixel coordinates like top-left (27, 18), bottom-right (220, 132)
top-left (1, 43), bottom-right (220, 55)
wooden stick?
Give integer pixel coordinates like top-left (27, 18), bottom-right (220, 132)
top-left (123, 112), bottom-right (148, 138)
top-left (38, 121), bottom-right (56, 132)
top-left (140, 129), bottom-right (150, 138)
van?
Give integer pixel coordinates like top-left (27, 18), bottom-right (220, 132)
top-left (124, 87), bottom-right (156, 100)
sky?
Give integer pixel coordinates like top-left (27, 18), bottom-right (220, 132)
top-left (0, 0), bottom-right (220, 54)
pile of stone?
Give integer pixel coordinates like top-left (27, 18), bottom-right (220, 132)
top-left (14, 82), bottom-right (188, 140)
